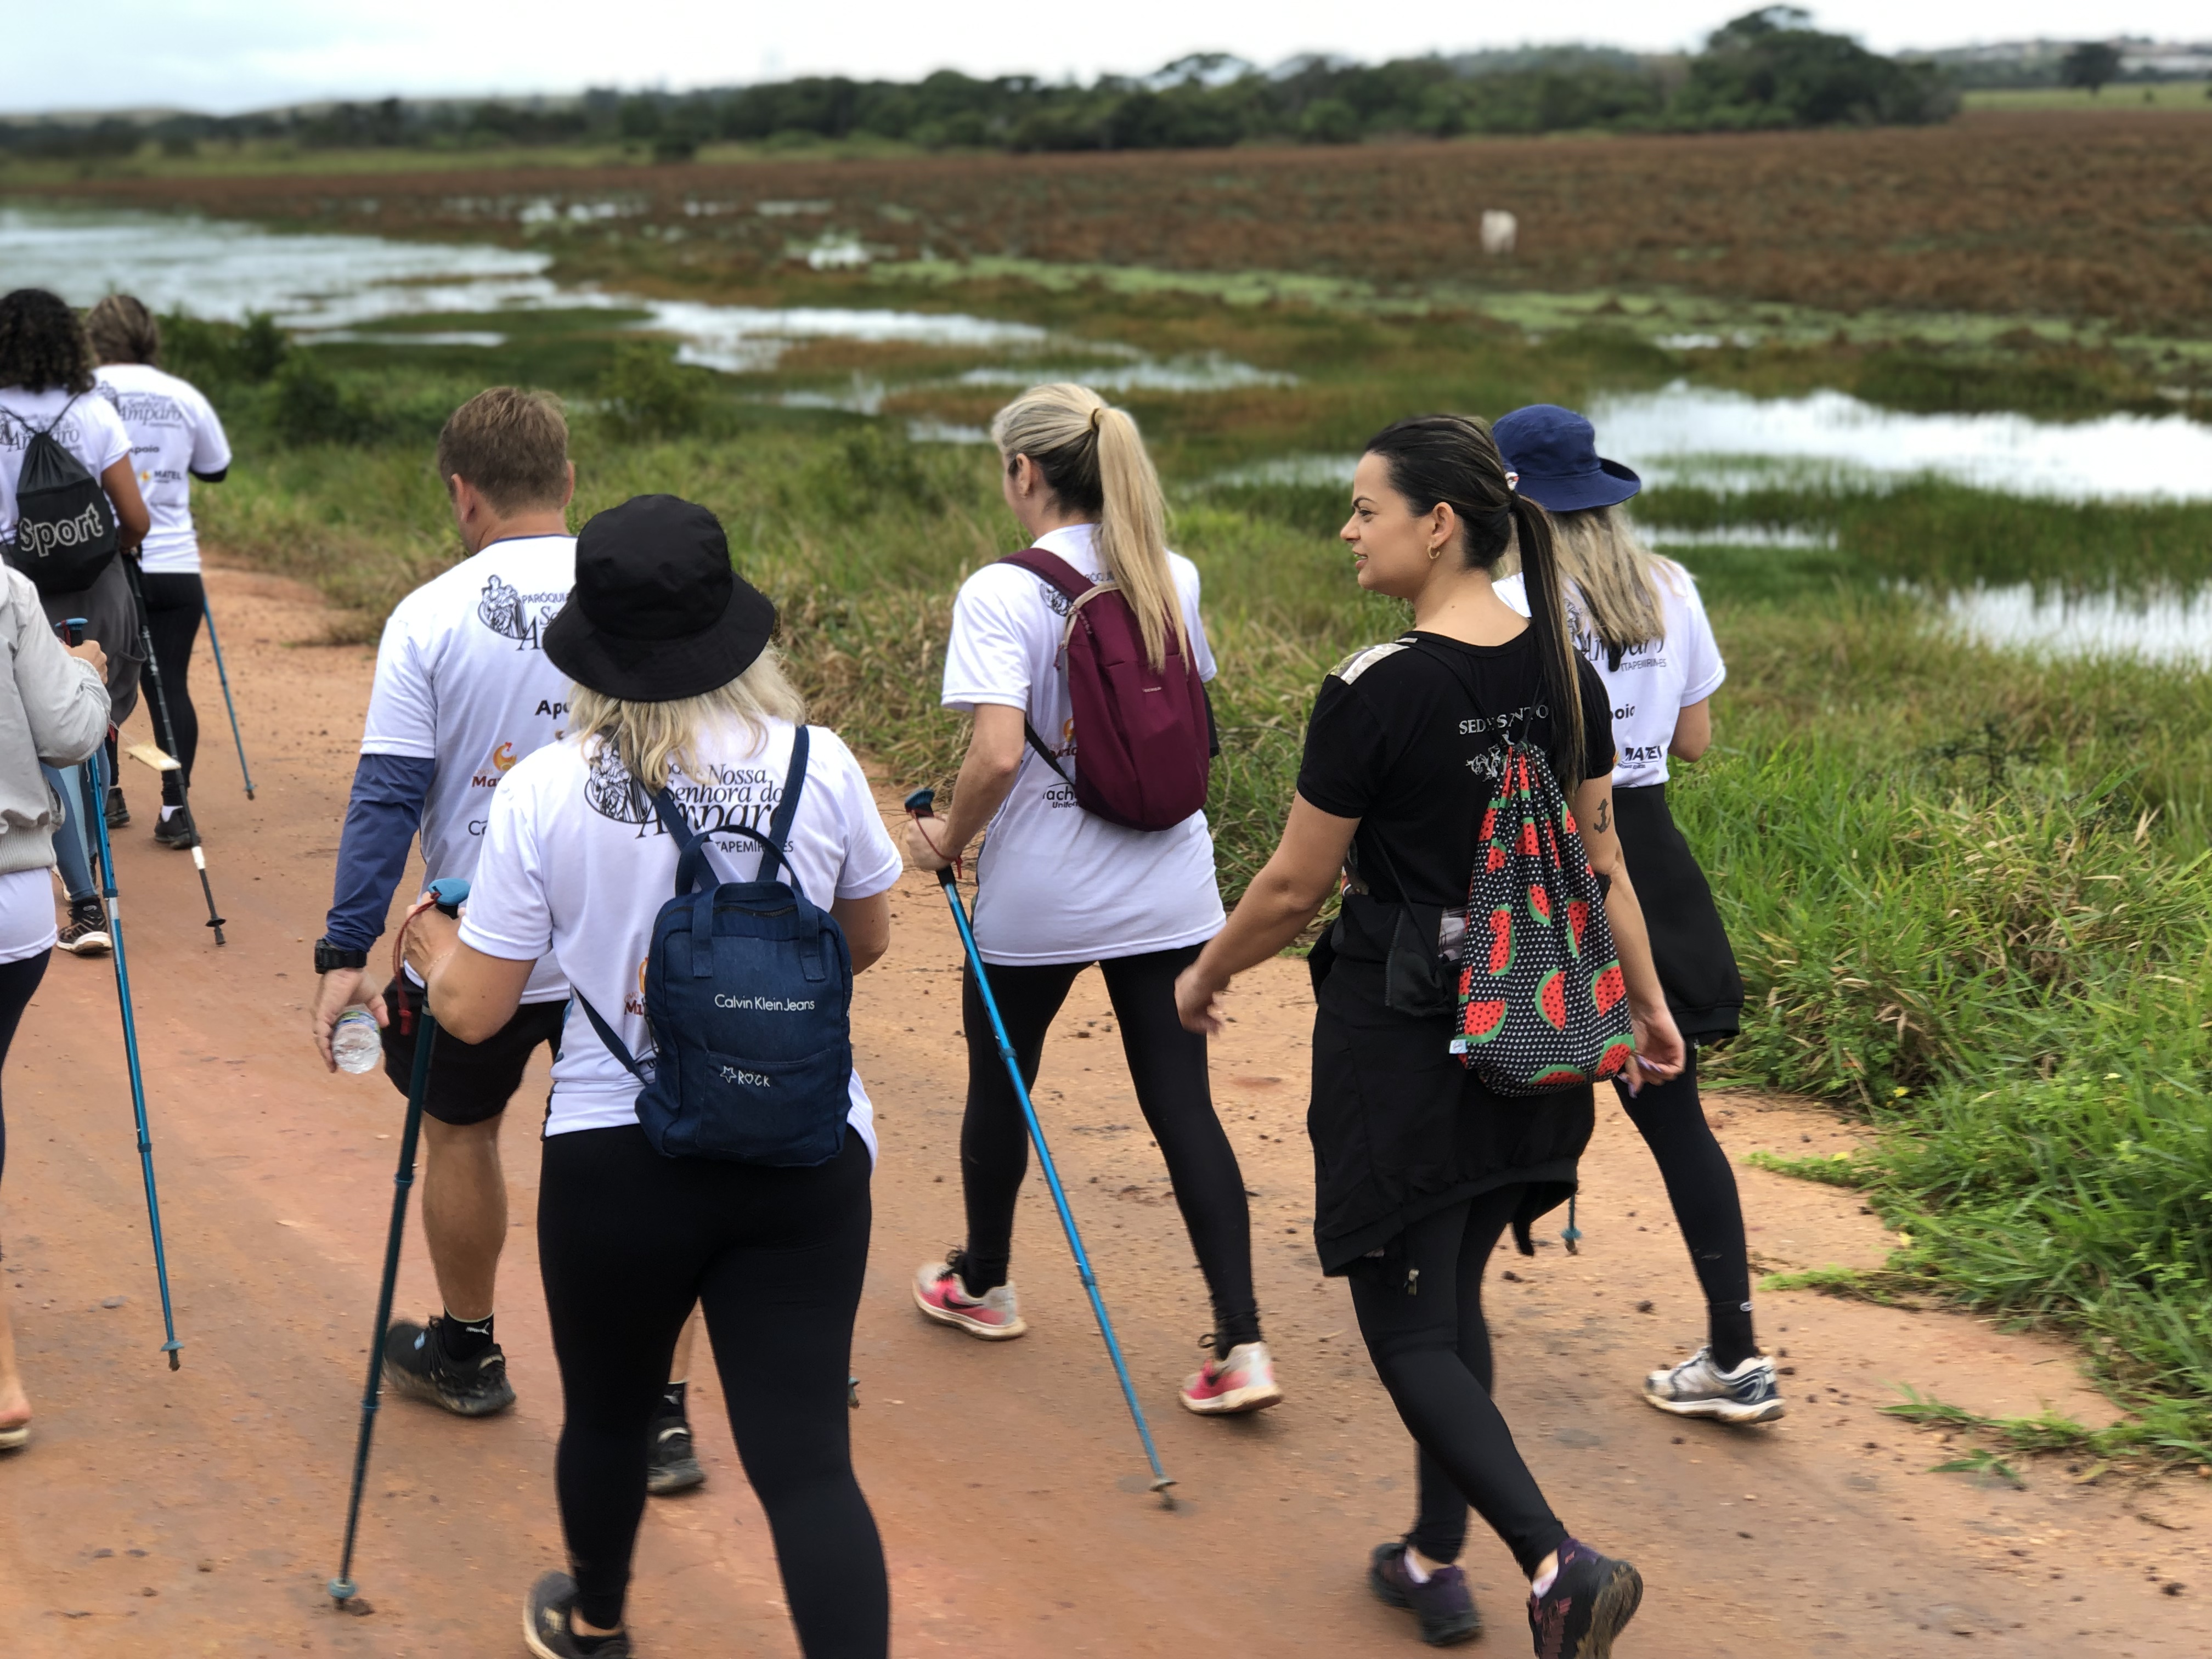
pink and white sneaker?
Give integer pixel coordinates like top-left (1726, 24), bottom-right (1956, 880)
top-left (913, 1256), bottom-right (1028, 1340)
top-left (1181, 1340), bottom-right (1284, 1415)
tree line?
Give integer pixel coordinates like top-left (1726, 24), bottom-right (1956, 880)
top-left (3, 9), bottom-right (1960, 165)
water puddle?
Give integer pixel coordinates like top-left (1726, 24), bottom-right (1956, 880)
top-left (1588, 383), bottom-right (2212, 503)
top-left (0, 204), bottom-right (1249, 387)
top-left (1942, 584), bottom-right (2212, 669)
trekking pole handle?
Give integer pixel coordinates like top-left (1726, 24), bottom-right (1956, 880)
top-left (60, 617), bottom-right (87, 647)
top-left (427, 877), bottom-right (470, 917)
top-left (903, 789), bottom-right (960, 887)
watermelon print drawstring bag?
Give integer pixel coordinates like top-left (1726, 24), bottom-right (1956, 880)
top-left (1451, 743), bottom-right (1636, 1094)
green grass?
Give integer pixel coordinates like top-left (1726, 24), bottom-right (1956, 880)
top-left (178, 292), bottom-right (2212, 1466)
top-left (1963, 83), bottom-right (2212, 113)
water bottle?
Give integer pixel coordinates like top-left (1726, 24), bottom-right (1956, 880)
top-left (331, 1006), bottom-right (382, 1075)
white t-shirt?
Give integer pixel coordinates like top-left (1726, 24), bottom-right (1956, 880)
top-left (360, 533), bottom-right (578, 1002)
top-left (459, 716), bottom-right (902, 1149)
top-left (0, 387), bottom-right (132, 546)
top-left (1496, 562), bottom-right (1726, 789)
top-left (941, 522), bottom-right (1224, 966)
top-left (93, 364), bottom-right (233, 576)
top-left (0, 867), bottom-right (57, 964)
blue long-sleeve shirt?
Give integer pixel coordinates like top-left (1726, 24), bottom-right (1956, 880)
top-left (324, 752), bottom-right (436, 953)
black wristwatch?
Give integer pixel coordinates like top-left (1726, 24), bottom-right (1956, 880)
top-left (314, 936), bottom-right (369, 974)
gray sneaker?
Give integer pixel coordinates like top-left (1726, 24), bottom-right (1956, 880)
top-left (646, 1415), bottom-right (706, 1495)
top-left (382, 1317), bottom-right (517, 1417)
top-left (58, 898), bottom-right (111, 956)
top-left (523, 1571), bottom-right (631, 1659)
top-left (1642, 1346), bottom-right (1785, 1424)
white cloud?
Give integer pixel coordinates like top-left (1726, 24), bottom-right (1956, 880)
top-left (6, 2), bottom-right (2207, 115)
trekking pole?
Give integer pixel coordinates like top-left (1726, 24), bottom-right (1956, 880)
top-left (904, 789), bottom-right (1175, 1503)
top-left (118, 556), bottom-right (225, 944)
top-left (330, 877), bottom-right (467, 1606)
top-left (198, 591), bottom-right (255, 800)
top-left (64, 620), bottom-right (183, 1370)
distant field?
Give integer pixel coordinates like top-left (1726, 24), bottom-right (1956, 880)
top-left (1964, 82), bottom-right (2212, 112)
top-left (10, 111), bottom-right (2211, 334)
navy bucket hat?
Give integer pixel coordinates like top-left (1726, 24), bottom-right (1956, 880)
top-left (1492, 404), bottom-right (1640, 514)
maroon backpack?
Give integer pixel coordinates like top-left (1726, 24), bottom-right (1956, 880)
top-left (1000, 548), bottom-right (1212, 832)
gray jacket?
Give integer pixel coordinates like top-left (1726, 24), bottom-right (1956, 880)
top-left (0, 566), bottom-right (110, 874)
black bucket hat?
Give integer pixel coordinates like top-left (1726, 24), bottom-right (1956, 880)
top-left (543, 494), bottom-right (776, 702)
top-left (1492, 403), bottom-right (1641, 514)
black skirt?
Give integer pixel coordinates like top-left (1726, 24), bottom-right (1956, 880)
top-left (1613, 782), bottom-right (1742, 1043)
top-left (1307, 956), bottom-right (1589, 1276)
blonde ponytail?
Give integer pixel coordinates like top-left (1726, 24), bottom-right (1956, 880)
top-left (990, 382), bottom-right (1187, 672)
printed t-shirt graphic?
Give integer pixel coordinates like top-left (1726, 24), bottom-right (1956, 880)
top-left (359, 533), bottom-right (577, 1002)
top-left (939, 521), bottom-right (1224, 966)
top-left (92, 364), bottom-right (232, 576)
top-left (0, 388), bottom-right (132, 545)
top-left (458, 716), bottom-right (902, 1149)
top-left (1496, 566), bottom-right (1725, 790)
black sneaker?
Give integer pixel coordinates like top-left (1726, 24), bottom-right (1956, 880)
top-left (104, 786), bottom-right (129, 829)
top-left (58, 898), bottom-right (111, 957)
top-left (153, 807), bottom-right (200, 850)
top-left (1370, 1540), bottom-right (1481, 1645)
top-left (646, 1414), bottom-right (706, 1495)
top-left (382, 1317), bottom-right (517, 1417)
top-left (1528, 1538), bottom-right (1643, 1659)
top-left (523, 1571), bottom-right (631, 1659)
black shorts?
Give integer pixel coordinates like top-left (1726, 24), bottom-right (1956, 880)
top-left (379, 978), bottom-right (568, 1127)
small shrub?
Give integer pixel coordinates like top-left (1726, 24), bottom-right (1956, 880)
top-left (594, 341), bottom-right (708, 442)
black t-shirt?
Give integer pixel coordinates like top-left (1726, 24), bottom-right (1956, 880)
top-left (1296, 629), bottom-right (1615, 908)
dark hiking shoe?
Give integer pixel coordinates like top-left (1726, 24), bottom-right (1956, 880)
top-left (523, 1571), bottom-right (631, 1659)
top-left (59, 897), bottom-right (111, 957)
top-left (646, 1415), bottom-right (706, 1495)
top-left (1371, 1540), bottom-right (1481, 1645)
top-left (382, 1317), bottom-right (516, 1418)
top-left (153, 807), bottom-right (201, 850)
top-left (1528, 1539), bottom-right (1643, 1659)
top-left (104, 786), bottom-right (129, 829)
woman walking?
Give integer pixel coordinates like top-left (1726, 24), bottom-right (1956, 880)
top-left (88, 294), bottom-right (233, 850)
top-left (1176, 415), bottom-right (1679, 1654)
top-left (1492, 403), bottom-right (1779, 1424)
top-left (402, 495), bottom-right (897, 1658)
top-left (0, 287), bottom-right (149, 957)
top-left (0, 556), bottom-right (117, 1451)
top-left (902, 381), bottom-right (1277, 1415)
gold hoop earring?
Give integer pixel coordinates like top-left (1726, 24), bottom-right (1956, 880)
top-left (1429, 546), bottom-right (1442, 561)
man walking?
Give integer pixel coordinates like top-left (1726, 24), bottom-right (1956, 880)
top-left (312, 388), bottom-right (576, 1423)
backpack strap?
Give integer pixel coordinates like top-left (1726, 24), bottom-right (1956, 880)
top-left (997, 549), bottom-right (1098, 786)
top-left (655, 726), bottom-right (815, 896)
top-left (572, 990), bottom-right (644, 1081)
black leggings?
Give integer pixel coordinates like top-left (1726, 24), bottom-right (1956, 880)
top-left (138, 572), bottom-right (202, 805)
top-left (1614, 1046), bottom-right (1757, 1369)
top-left (0, 950), bottom-right (51, 1195)
top-left (537, 1126), bottom-right (885, 1653)
top-left (957, 944), bottom-right (1260, 1348)
top-left (1348, 1187), bottom-right (1569, 1577)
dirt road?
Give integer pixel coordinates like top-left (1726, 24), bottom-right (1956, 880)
top-left (3, 566), bottom-right (2208, 1657)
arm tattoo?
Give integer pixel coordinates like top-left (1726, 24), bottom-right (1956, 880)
top-left (1594, 797), bottom-right (1611, 836)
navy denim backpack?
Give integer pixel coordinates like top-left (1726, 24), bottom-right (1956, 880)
top-left (575, 727), bottom-right (854, 1165)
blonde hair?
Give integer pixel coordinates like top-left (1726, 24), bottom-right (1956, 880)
top-left (990, 381), bottom-right (1187, 672)
top-left (569, 647), bottom-right (807, 793)
top-left (84, 294), bottom-right (161, 366)
top-left (1547, 505), bottom-right (1684, 667)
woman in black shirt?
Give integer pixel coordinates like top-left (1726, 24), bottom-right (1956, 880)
top-left (1177, 415), bottom-right (1681, 1658)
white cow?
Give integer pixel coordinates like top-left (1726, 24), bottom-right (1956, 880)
top-left (1481, 210), bottom-right (1518, 256)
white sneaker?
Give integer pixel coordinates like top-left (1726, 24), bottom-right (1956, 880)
top-left (1642, 1346), bottom-right (1786, 1424)
top-left (1181, 1340), bottom-right (1284, 1415)
top-left (913, 1256), bottom-right (1027, 1340)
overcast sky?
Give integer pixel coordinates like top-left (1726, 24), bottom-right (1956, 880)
top-left (8, 2), bottom-right (2204, 117)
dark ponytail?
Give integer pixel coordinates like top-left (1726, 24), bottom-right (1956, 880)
top-left (1362, 414), bottom-right (1587, 793)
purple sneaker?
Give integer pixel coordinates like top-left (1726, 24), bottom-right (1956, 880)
top-left (1369, 1541), bottom-right (1481, 1646)
top-left (1527, 1538), bottom-right (1642, 1659)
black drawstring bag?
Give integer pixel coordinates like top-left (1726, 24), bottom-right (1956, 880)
top-left (4, 397), bottom-right (120, 596)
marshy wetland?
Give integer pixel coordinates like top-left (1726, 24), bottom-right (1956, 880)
top-left (8, 109), bottom-right (2212, 1466)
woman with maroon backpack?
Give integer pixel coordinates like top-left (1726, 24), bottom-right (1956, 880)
top-left (902, 380), bottom-right (1277, 1416)
top-left (1176, 415), bottom-right (1681, 1656)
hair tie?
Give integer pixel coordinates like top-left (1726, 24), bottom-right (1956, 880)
top-left (1504, 469), bottom-right (1520, 494)
top-left (1088, 406), bottom-right (1105, 434)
